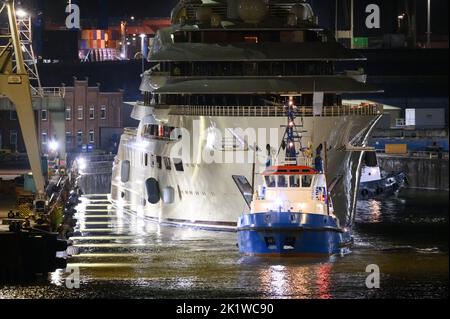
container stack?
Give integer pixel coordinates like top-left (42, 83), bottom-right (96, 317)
top-left (79, 29), bottom-right (121, 62)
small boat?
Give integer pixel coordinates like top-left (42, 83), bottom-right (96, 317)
top-left (237, 99), bottom-right (353, 256)
top-left (359, 152), bottom-right (408, 199)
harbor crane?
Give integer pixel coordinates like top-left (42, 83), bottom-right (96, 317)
top-left (0, 0), bottom-right (46, 201)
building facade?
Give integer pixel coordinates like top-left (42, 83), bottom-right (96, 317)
top-left (0, 79), bottom-right (123, 154)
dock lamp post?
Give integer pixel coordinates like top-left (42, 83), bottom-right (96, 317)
top-left (426, 0), bottom-right (431, 48)
top-left (140, 33), bottom-right (147, 73)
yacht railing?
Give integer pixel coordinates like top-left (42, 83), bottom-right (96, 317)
top-left (124, 127), bottom-right (137, 136)
top-left (170, 104), bottom-right (381, 117)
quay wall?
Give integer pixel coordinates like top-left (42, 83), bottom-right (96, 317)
top-left (378, 155), bottom-right (449, 191)
top-left (75, 155), bottom-right (114, 195)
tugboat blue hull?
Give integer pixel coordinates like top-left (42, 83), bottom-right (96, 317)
top-left (237, 212), bottom-right (352, 256)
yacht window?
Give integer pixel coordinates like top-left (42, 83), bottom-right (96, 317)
top-left (150, 155), bottom-right (155, 168)
top-left (174, 158), bottom-right (184, 172)
top-left (289, 176), bottom-right (301, 188)
top-left (144, 154), bottom-right (148, 167)
top-left (164, 157), bottom-right (172, 170)
top-left (265, 176), bottom-right (276, 188)
top-left (302, 175), bottom-right (313, 188)
top-left (156, 156), bottom-right (162, 169)
top-left (277, 176), bottom-right (288, 188)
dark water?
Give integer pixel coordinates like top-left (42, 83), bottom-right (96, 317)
top-left (0, 190), bottom-right (448, 299)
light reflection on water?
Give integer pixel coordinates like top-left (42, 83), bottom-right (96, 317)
top-left (0, 190), bottom-right (447, 299)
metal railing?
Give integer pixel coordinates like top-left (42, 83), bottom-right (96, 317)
top-left (124, 127), bottom-right (138, 136)
top-left (33, 87), bottom-right (66, 98)
top-left (170, 104), bottom-right (381, 118)
top-left (378, 151), bottom-right (449, 160)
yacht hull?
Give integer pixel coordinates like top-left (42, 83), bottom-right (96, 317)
top-left (111, 114), bottom-right (380, 231)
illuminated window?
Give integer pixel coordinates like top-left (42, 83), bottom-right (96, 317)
top-left (41, 109), bottom-right (48, 121)
top-left (77, 106), bottom-right (83, 120)
top-left (89, 130), bottom-right (95, 144)
top-left (41, 132), bottom-right (48, 145)
top-left (89, 106), bottom-right (95, 120)
top-left (65, 107), bottom-right (72, 120)
top-left (100, 106), bottom-right (107, 119)
top-left (244, 36), bottom-right (258, 43)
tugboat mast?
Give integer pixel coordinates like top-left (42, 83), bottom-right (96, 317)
top-left (279, 97), bottom-right (307, 165)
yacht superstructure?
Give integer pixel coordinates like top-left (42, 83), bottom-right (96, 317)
top-left (111, 0), bottom-right (382, 230)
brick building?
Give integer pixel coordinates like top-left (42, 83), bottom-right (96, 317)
top-left (0, 109), bottom-right (30, 153)
top-left (0, 78), bottom-right (124, 154)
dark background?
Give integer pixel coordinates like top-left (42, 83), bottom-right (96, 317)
top-left (15, 0), bottom-right (449, 36)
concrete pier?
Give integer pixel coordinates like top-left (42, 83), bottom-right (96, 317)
top-left (378, 153), bottom-right (449, 191)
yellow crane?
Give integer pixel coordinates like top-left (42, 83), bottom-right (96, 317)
top-left (0, 0), bottom-right (46, 200)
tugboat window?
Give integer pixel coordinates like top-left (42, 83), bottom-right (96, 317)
top-left (277, 176), bottom-right (288, 188)
top-left (265, 176), bottom-right (276, 187)
top-left (302, 175), bottom-right (313, 188)
top-left (290, 176), bottom-right (301, 188)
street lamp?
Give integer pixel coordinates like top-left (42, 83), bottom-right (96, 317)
top-left (49, 140), bottom-right (59, 152)
top-left (397, 13), bottom-right (405, 31)
top-left (426, 0), bottom-right (431, 48)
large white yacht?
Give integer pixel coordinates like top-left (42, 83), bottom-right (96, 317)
top-left (110, 0), bottom-right (382, 231)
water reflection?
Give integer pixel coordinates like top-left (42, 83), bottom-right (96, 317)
top-left (0, 190), bottom-right (446, 299)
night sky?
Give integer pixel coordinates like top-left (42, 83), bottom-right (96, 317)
top-left (18, 0), bottom-right (449, 35)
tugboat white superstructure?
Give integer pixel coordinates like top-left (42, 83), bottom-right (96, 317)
top-left (238, 99), bottom-right (352, 256)
top-left (111, 0), bottom-right (382, 231)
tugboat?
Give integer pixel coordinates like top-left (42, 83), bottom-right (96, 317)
top-left (237, 99), bottom-right (353, 256)
top-left (359, 152), bottom-right (408, 199)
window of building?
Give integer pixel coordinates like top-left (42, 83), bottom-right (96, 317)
top-left (100, 106), bottom-right (107, 120)
top-left (77, 131), bottom-right (83, 145)
top-left (89, 106), bottom-right (95, 120)
top-left (89, 130), bottom-right (95, 144)
top-left (144, 153), bottom-right (148, 167)
top-left (66, 132), bottom-right (72, 145)
top-left (65, 107), bottom-right (72, 120)
top-left (41, 132), bottom-right (48, 145)
top-left (41, 109), bottom-right (48, 121)
top-left (10, 130), bottom-right (17, 145)
top-left (10, 111), bottom-right (17, 120)
top-left (77, 106), bottom-right (84, 120)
